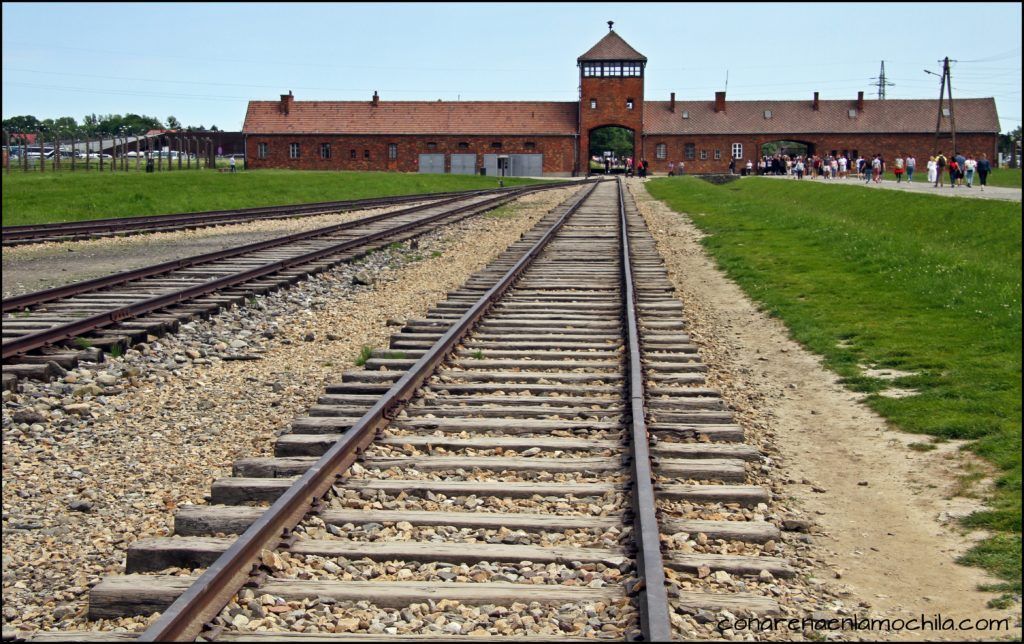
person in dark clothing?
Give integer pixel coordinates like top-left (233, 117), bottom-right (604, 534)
top-left (976, 153), bottom-right (991, 190)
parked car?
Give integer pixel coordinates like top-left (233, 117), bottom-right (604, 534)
top-left (25, 147), bottom-right (55, 159)
top-left (84, 152), bottom-right (113, 161)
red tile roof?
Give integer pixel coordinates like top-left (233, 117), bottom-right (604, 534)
top-left (644, 97), bottom-right (999, 135)
top-left (243, 100), bottom-right (579, 136)
top-left (577, 30), bottom-right (647, 62)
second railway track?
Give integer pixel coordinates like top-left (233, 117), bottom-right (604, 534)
top-left (2, 183), bottom-right (584, 385)
top-left (0, 186), bottom-right (541, 247)
top-left (31, 178), bottom-right (787, 642)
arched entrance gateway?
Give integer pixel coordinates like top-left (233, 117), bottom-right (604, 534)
top-left (589, 125), bottom-right (635, 173)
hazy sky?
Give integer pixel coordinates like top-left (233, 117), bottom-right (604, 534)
top-left (2, 2), bottom-right (1021, 132)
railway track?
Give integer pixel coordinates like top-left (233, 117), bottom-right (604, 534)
top-left (31, 179), bottom-right (786, 641)
top-left (0, 186), bottom-right (540, 247)
top-left (2, 182), bottom-right (581, 387)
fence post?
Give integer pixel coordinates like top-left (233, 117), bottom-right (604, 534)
top-left (2, 129), bottom-right (8, 175)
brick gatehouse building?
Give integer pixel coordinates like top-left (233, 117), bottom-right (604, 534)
top-left (242, 27), bottom-right (999, 176)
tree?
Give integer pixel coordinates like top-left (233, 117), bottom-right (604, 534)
top-left (589, 126), bottom-right (633, 159)
top-left (166, 115), bottom-right (181, 130)
top-left (209, 125), bottom-right (219, 132)
top-left (2, 115), bottom-right (42, 133)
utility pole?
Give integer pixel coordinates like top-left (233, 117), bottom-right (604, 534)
top-left (926, 57), bottom-right (957, 154)
top-left (872, 60), bottom-right (894, 100)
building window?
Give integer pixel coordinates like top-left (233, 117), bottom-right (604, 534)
top-left (622, 63), bottom-right (642, 77)
top-left (525, 142), bottom-right (536, 149)
top-left (605, 63), bottom-right (622, 76)
top-left (732, 143), bottom-right (743, 159)
top-left (350, 149), bottom-right (356, 159)
top-left (714, 149), bottom-right (722, 160)
top-left (458, 142), bottom-right (469, 149)
top-left (257, 143), bottom-right (267, 159)
top-left (590, 99), bottom-right (597, 109)
top-left (491, 142), bottom-right (502, 149)
top-left (388, 143), bottom-right (397, 160)
top-left (763, 110), bottom-right (772, 119)
top-left (363, 149), bottom-right (370, 159)
top-left (289, 143), bottom-right (300, 159)
top-left (426, 142), bottom-right (437, 150)
top-left (320, 143), bottom-right (331, 159)
top-left (685, 143), bottom-right (695, 160)
top-left (700, 149), bottom-right (708, 160)
top-left (655, 143), bottom-right (667, 160)
top-left (848, 109), bottom-right (858, 118)
top-left (681, 110), bottom-right (689, 119)
top-left (626, 99), bottom-right (634, 110)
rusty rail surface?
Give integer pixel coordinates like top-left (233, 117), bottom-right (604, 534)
top-left (136, 181), bottom-right (601, 642)
top-left (617, 176), bottom-right (673, 639)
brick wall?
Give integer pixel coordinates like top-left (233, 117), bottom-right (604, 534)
top-left (639, 133), bottom-right (999, 175)
top-left (245, 134), bottom-right (577, 174)
top-left (580, 76), bottom-right (644, 169)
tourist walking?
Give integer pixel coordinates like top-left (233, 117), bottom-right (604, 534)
top-left (964, 155), bottom-right (977, 187)
top-left (954, 151), bottom-right (966, 186)
top-left (906, 155), bottom-right (916, 182)
top-left (927, 156), bottom-right (937, 184)
top-left (934, 153), bottom-right (947, 187)
top-left (893, 155), bottom-right (904, 183)
top-left (728, 157), bottom-right (736, 175)
top-left (947, 156), bottom-right (959, 188)
top-left (977, 153), bottom-right (991, 190)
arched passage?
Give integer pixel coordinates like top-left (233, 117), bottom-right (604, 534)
top-left (761, 139), bottom-right (815, 158)
top-left (588, 125), bottom-right (635, 174)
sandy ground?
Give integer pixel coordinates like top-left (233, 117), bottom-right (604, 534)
top-left (628, 178), bottom-right (1021, 641)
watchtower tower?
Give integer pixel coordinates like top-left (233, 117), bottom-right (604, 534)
top-left (578, 22), bottom-right (646, 172)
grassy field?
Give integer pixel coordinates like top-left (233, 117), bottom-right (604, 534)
top-left (646, 176), bottom-right (1021, 601)
top-left (1, 170), bottom-right (546, 226)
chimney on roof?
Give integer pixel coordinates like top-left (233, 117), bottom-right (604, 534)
top-left (813, 92), bottom-right (819, 111)
top-left (714, 91), bottom-right (726, 113)
top-left (670, 92), bottom-right (676, 113)
top-left (372, 91), bottom-right (379, 107)
top-left (280, 90), bottom-right (293, 115)
top-left (857, 91), bottom-right (864, 111)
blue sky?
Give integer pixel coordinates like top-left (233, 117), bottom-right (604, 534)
top-left (3, 2), bottom-right (1021, 133)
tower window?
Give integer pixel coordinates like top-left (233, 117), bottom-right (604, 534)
top-left (626, 99), bottom-right (634, 110)
top-left (590, 99), bottom-right (597, 109)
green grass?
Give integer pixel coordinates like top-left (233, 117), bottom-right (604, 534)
top-left (646, 176), bottom-right (1021, 595)
top-left (354, 345), bottom-right (374, 367)
top-left (1, 170), bottom-right (546, 226)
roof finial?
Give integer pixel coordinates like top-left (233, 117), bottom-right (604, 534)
top-left (607, 20), bottom-right (614, 31)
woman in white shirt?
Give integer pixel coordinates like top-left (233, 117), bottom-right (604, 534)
top-left (926, 156), bottom-right (938, 184)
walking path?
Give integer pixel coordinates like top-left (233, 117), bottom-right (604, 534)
top-left (760, 174), bottom-right (1021, 202)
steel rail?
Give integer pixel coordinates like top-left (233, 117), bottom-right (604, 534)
top-left (2, 183), bottom-right (573, 314)
top-left (0, 186), bottom-right (536, 243)
top-left (1, 188), bottom-right (542, 360)
top-left (136, 180), bottom-right (601, 643)
top-left (617, 176), bottom-right (673, 640)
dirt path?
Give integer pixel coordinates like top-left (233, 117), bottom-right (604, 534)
top-left (628, 178), bottom-right (1021, 641)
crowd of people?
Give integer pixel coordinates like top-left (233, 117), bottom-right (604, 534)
top-left (745, 151), bottom-right (993, 190)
